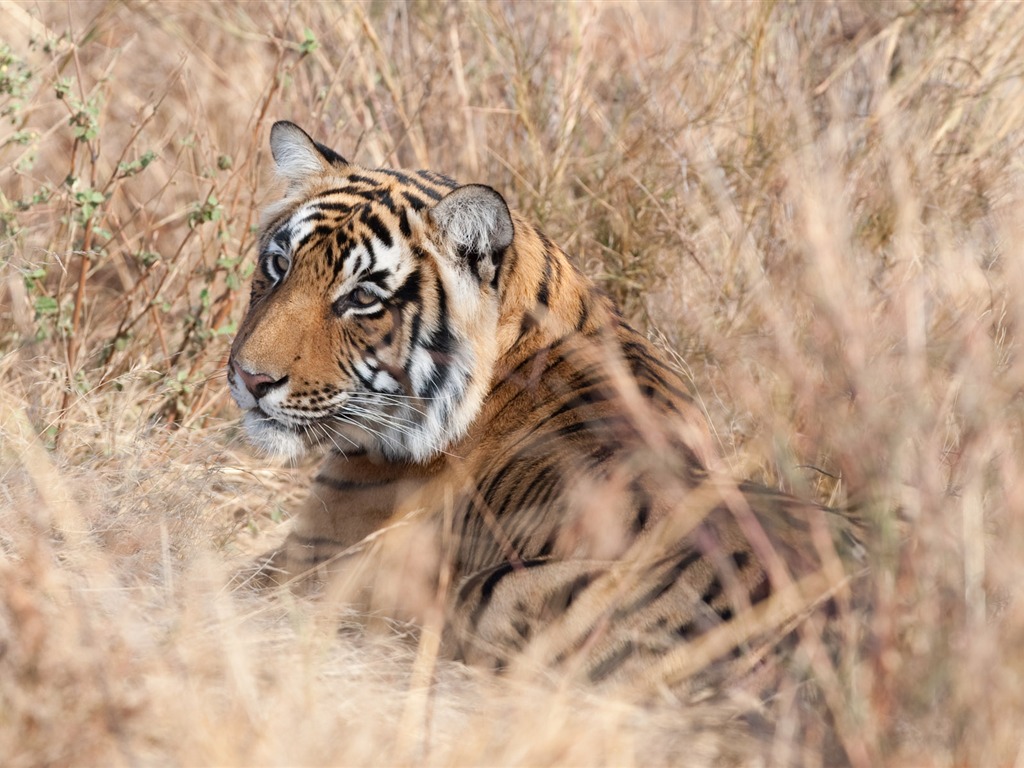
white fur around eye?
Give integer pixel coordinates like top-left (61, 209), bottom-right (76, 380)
top-left (262, 241), bottom-right (291, 283)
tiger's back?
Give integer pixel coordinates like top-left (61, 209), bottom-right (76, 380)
top-left (229, 121), bottom-right (848, 694)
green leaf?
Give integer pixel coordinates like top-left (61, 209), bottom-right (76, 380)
top-left (34, 295), bottom-right (58, 316)
top-left (299, 28), bottom-right (318, 55)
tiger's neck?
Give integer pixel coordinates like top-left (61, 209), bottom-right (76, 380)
top-left (492, 217), bottom-right (616, 374)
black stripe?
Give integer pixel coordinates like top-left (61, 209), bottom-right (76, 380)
top-left (378, 168), bottom-right (445, 200)
top-left (375, 188), bottom-right (397, 213)
top-left (361, 210), bottom-right (393, 249)
top-left (364, 269), bottom-right (392, 287)
top-left (465, 559), bottom-right (550, 630)
top-left (700, 577), bottom-right (724, 605)
top-left (330, 447), bottom-right (366, 458)
top-left (393, 266), bottom-right (422, 305)
top-left (612, 549), bottom-right (704, 621)
top-left (474, 457), bottom-right (522, 515)
top-left (272, 228), bottom-right (291, 249)
top-left (308, 222), bottom-right (336, 243)
top-left (749, 574), bottom-right (772, 605)
top-left (318, 186), bottom-right (356, 197)
top-left (632, 496), bottom-right (651, 534)
top-left (315, 201), bottom-right (355, 214)
top-left (343, 174), bottom-right (379, 188)
top-left (419, 283), bottom-right (454, 398)
top-left (588, 640), bottom-right (636, 683)
top-left (506, 463), bottom-right (557, 517)
top-left (314, 474), bottom-right (396, 492)
top-left (536, 251), bottom-right (552, 306)
top-left (675, 621), bottom-right (697, 639)
top-left (620, 340), bottom-right (694, 398)
top-left (401, 190), bottom-right (430, 211)
top-left (513, 311), bottom-right (539, 348)
top-left (575, 300), bottom-right (591, 332)
top-left (512, 619), bottom-right (531, 642)
top-left (545, 382), bottom-right (609, 422)
top-left (289, 533), bottom-right (343, 549)
top-left (544, 572), bottom-right (595, 614)
top-left (417, 169), bottom-right (458, 189)
top-left (332, 235), bottom-right (352, 277)
top-left (482, 413), bottom-right (627, 494)
top-left (424, 282), bottom-right (453, 350)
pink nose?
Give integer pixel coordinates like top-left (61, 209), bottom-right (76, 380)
top-left (232, 362), bottom-right (282, 399)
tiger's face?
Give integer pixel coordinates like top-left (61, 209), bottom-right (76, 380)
top-left (229, 122), bottom-right (514, 462)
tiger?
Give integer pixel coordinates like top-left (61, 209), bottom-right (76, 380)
top-left (228, 121), bottom-right (852, 694)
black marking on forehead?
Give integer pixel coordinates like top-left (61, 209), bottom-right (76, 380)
top-left (316, 201), bottom-right (357, 214)
top-left (393, 267), bottom-right (422, 305)
top-left (350, 247), bottom-right (369, 275)
top-left (345, 173), bottom-right (385, 193)
top-left (320, 186), bottom-right (354, 198)
top-left (419, 168), bottom-right (459, 187)
top-left (364, 269), bottom-right (392, 288)
top-left (272, 228), bottom-right (290, 249)
top-left (401, 191), bottom-right (431, 211)
top-left (375, 188), bottom-right (396, 212)
top-left (330, 238), bottom-right (361, 279)
top-left (398, 209), bottom-right (412, 237)
top-left (360, 209), bottom-right (394, 249)
top-left (306, 223), bottom-right (337, 250)
top-left (378, 168), bottom-right (449, 201)
top-left (295, 208), bottom-right (328, 227)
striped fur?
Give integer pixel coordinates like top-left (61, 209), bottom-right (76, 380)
top-left (229, 122), bottom-right (847, 692)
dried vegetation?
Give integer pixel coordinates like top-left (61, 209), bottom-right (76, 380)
top-left (2, 1), bottom-right (1024, 765)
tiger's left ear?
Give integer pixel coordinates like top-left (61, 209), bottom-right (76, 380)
top-left (430, 185), bottom-right (514, 286)
top-left (269, 121), bottom-right (348, 187)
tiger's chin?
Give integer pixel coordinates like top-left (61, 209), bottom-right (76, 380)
top-left (241, 409), bottom-right (313, 463)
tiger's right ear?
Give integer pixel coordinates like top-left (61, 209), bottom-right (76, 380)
top-left (269, 121), bottom-right (348, 186)
top-left (430, 185), bottom-right (514, 286)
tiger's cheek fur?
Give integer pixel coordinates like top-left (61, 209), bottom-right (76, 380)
top-left (234, 291), bottom-right (333, 393)
top-left (428, 256), bottom-right (502, 441)
top-left (344, 311), bottom-right (414, 399)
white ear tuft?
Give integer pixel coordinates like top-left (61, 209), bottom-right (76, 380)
top-left (430, 185), bottom-right (514, 278)
top-left (269, 121), bottom-right (347, 186)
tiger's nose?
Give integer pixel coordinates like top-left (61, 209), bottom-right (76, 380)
top-left (232, 361), bottom-right (287, 400)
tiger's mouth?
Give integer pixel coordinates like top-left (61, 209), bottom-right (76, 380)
top-left (248, 404), bottom-right (294, 430)
top-left (242, 400), bottom-right (383, 460)
top-left (250, 404), bottom-right (276, 422)
top-left (232, 373), bottom-right (452, 462)
top-left (238, 406), bottom-right (309, 461)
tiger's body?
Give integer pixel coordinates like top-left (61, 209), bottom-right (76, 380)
top-left (228, 122), bottom-right (843, 691)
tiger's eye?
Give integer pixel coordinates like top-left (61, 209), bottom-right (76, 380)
top-left (272, 252), bottom-right (291, 277)
top-left (332, 286), bottom-right (379, 316)
top-left (350, 287), bottom-right (377, 307)
top-left (261, 248), bottom-right (291, 282)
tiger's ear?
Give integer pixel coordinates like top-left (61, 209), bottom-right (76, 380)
top-left (430, 185), bottom-right (514, 285)
top-left (269, 121), bottom-right (348, 186)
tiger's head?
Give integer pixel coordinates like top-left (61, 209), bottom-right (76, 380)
top-left (228, 121), bottom-right (514, 462)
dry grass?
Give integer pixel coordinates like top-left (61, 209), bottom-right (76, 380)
top-left (2, 0), bottom-right (1024, 764)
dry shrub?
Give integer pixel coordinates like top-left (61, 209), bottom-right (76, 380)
top-left (2, 1), bottom-right (1024, 764)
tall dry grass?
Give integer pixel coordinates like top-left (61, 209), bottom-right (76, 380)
top-left (2, 1), bottom-right (1024, 764)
